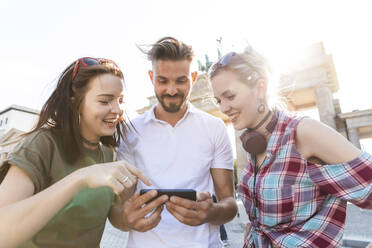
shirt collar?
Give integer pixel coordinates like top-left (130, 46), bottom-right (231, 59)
top-left (143, 102), bottom-right (197, 124)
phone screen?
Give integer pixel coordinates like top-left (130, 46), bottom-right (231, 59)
top-left (139, 189), bottom-right (196, 201)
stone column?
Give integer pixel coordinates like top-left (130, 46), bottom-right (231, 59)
top-left (333, 99), bottom-right (348, 138)
top-left (347, 127), bottom-right (361, 149)
top-left (315, 86), bottom-right (337, 130)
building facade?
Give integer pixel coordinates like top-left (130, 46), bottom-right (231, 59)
top-left (0, 105), bottom-right (39, 163)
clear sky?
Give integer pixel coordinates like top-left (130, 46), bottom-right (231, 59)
top-left (1, 0), bottom-right (371, 149)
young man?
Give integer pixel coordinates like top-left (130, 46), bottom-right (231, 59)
top-left (116, 37), bottom-right (237, 248)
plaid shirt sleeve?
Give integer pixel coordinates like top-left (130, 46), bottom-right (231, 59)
top-left (307, 152), bottom-right (372, 208)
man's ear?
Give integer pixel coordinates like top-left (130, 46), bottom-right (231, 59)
top-left (191, 71), bottom-right (198, 85)
top-left (148, 70), bottom-right (154, 85)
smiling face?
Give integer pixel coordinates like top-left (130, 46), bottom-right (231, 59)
top-left (79, 73), bottom-right (124, 142)
top-left (149, 59), bottom-right (197, 113)
top-left (211, 70), bottom-right (265, 130)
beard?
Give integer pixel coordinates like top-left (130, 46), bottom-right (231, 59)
top-left (156, 93), bottom-right (186, 113)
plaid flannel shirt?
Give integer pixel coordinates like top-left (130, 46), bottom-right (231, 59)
top-left (239, 110), bottom-right (372, 248)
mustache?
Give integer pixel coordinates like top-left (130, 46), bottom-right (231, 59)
top-left (162, 94), bottom-right (184, 99)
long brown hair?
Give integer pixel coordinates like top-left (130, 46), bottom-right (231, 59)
top-left (27, 58), bottom-right (130, 164)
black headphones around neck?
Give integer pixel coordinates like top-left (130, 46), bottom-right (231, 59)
top-left (239, 111), bottom-right (278, 155)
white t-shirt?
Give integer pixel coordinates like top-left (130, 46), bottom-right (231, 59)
top-left (118, 103), bottom-right (233, 248)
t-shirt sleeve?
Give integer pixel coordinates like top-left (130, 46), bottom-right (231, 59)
top-left (211, 119), bottom-right (234, 170)
top-left (6, 131), bottom-right (54, 193)
top-left (307, 151), bottom-right (372, 209)
top-left (117, 137), bottom-right (135, 166)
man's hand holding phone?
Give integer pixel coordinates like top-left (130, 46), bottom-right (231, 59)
top-left (120, 190), bottom-right (168, 232)
top-left (165, 191), bottom-right (215, 226)
top-left (140, 189), bottom-right (196, 201)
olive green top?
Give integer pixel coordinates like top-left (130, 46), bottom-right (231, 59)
top-left (5, 129), bottom-right (115, 248)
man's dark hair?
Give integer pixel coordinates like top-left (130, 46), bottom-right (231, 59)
top-left (140, 36), bottom-right (194, 63)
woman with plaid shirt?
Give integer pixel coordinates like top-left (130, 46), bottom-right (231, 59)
top-left (208, 48), bottom-right (372, 248)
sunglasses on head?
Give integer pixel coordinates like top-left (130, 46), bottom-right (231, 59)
top-left (208, 52), bottom-right (261, 83)
top-left (208, 52), bottom-right (237, 76)
top-left (71, 57), bottom-right (120, 80)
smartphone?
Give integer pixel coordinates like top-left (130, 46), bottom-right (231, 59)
top-left (140, 189), bottom-right (197, 201)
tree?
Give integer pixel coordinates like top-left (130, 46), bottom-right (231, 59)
top-left (197, 54), bottom-right (213, 73)
top-left (197, 37), bottom-right (223, 73)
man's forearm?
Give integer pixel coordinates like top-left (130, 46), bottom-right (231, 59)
top-left (208, 196), bottom-right (237, 225)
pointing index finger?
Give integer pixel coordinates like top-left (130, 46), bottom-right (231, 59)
top-left (118, 160), bottom-right (152, 186)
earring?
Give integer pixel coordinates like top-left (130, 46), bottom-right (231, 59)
top-left (257, 102), bottom-right (265, 114)
top-left (78, 113), bottom-right (81, 125)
